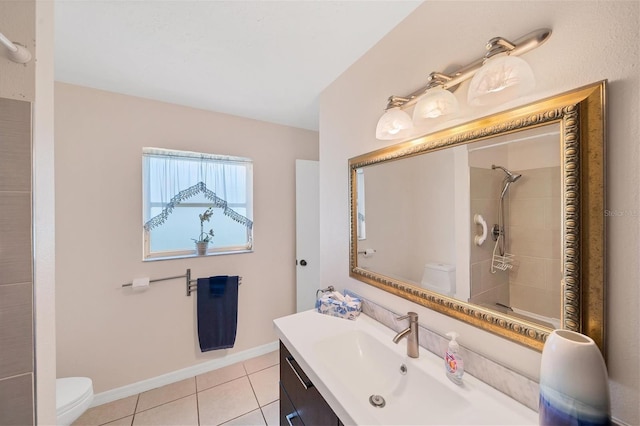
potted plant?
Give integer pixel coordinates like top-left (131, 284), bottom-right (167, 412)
top-left (192, 207), bottom-right (215, 255)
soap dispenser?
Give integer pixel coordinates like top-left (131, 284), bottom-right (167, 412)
top-left (445, 332), bottom-right (464, 385)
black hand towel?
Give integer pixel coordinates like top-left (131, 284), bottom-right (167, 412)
top-left (197, 275), bottom-right (239, 352)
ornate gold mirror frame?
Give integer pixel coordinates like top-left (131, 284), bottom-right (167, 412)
top-left (349, 81), bottom-right (605, 353)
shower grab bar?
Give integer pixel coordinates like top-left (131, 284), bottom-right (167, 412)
top-left (473, 214), bottom-right (488, 246)
top-left (121, 268), bottom-right (242, 296)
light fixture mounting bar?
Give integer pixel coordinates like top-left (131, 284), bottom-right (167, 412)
top-left (387, 28), bottom-right (551, 111)
top-left (385, 96), bottom-right (411, 109)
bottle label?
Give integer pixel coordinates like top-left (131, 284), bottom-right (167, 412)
top-left (446, 352), bottom-right (457, 374)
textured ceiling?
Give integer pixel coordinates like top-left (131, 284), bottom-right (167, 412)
top-left (54, 1), bottom-right (422, 131)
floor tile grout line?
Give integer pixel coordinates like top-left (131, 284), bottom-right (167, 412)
top-left (96, 394), bottom-right (139, 426)
top-left (216, 407), bottom-right (263, 426)
top-left (242, 351), bottom-right (280, 375)
top-left (133, 393), bottom-right (199, 416)
top-left (129, 395), bottom-right (137, 426)
top-left (245, 369), bottom-right (266, 421)
top-left (244, 361), bottom-right (280, 377)
top-left (195, 383), bottom-right (201, 426)
top-left (258, 406), bottom-right (268, 426)
top-left (259, 397), bottom-right (278, 408)
top-left (200, 376), bottom-right (260, 426)
top-left (259, 402), bottom-right (271, 426)
top-left (196, 373), bottom-right (249, 394)
top-left (133, 392), bottom-right (140, 416)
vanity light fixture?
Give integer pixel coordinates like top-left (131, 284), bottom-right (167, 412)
top-left (375, 96), bottom-right (413, 140)
top-left (467, 37), bottom-right (535, 106)
top-left (0, 31), bottom-right (32, 64)
top-left (412, 72), bottom-right (459, 123)
top-left (376, 28), bottom-right (551, 140)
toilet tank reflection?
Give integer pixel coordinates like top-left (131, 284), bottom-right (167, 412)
top-left (421, 262), bottom-right (455, 296)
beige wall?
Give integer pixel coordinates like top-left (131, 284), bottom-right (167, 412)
top-left (358, 149), bottom-right (455, 284)
top-left (319, 2), bottom-right (639, 424)
top-left (55, 83), bottom-right (318, 393)
top-left (359, 160), bottom-right (416, 278)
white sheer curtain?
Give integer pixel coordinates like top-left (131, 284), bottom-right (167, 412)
top-left (142, 148), bottom-right (252, 230)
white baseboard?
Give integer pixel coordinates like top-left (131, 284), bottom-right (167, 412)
top-left (613, 416), bottom-right (632, 426)
top-left (91, 340), bottom-right (279, 407)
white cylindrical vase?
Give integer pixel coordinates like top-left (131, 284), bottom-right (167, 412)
top-left (539, 329), bottom-right (610, 425)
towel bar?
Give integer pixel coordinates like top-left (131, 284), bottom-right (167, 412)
top-left (121, 269), bottom-right (242, 296)
top-left (187, 274), bottom-right (242, 296)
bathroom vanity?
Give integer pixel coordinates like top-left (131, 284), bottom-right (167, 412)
top-left (275, 310), bottom-right (538, 425)
top-left (279, 342), bottom-right (342, 425)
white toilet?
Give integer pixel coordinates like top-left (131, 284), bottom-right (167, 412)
top-left (56, 377), bottom-right (94, 426)
top-left (421, 262), bottom-right (456, 296)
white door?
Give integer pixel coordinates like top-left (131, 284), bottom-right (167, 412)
top-left (295, 159), bottom-right (320, 312)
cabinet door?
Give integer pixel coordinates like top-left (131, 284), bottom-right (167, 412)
top-left (279, 341), bottom-right (339, 426)
top-left (280, 382), bottom-right (304, 426)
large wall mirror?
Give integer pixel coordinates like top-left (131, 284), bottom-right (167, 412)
top-left (349, 81), bottom-right (605, 353)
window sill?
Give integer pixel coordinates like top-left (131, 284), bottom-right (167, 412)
top-left (143, 248), bottom-right (253, 262)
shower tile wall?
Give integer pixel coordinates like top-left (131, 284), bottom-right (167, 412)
top-left (508, 167), bottom-right (562, 319)
top-left (0, 98), bottom-right (34, 425)
top-left (469, 167), bottom-right (509, 307)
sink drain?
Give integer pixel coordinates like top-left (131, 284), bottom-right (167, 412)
top-left (369, 394), bottom-right (386, 408)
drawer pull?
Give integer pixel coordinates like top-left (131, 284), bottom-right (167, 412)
top-left (285, 412), bottom-right (298, 426)
top-left (285, 355), bottom-right (313, 390)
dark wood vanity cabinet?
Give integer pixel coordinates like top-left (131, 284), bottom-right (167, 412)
top-left (279, 341), bottom-right (342, 426)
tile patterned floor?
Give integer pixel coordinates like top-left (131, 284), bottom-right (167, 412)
top-left (73, 351), bottom-right (280, 426)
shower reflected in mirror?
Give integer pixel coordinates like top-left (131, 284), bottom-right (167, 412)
top-left (490, 164), bottom-right (522, 273)
top-left (468, 128), bottom-right (561, 329)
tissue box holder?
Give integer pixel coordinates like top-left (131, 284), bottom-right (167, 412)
top-left (315, 294), bottom-right (362, 320)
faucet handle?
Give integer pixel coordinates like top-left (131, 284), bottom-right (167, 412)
top-left (396, 312), bottom-right (418, 322)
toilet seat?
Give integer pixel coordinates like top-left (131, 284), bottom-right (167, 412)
top-left (56, 377), bottom-right (94, 426)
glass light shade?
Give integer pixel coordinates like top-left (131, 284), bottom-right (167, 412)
top-left (412, 87), bottom-right (459, 122)
top-left (467, 55), bottom-right (535, 106)
top-left (375, 107), bottom-right (413, 140)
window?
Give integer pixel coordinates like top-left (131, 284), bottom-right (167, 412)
top-left (142, 148), bottom-right (253, 260)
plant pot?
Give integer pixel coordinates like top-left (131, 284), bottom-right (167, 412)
top-left (196, 242), bottom-right (208, 256)
top-left (539, 329), bottom-right (610, 425)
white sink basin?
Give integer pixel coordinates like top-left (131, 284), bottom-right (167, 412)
top-left (274, 310), bottom-right (537, 425)
top-left (314, 330), bottom-right (470, 425)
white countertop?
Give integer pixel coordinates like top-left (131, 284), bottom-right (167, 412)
top-left (274, 310), bottom-right (538, 425)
